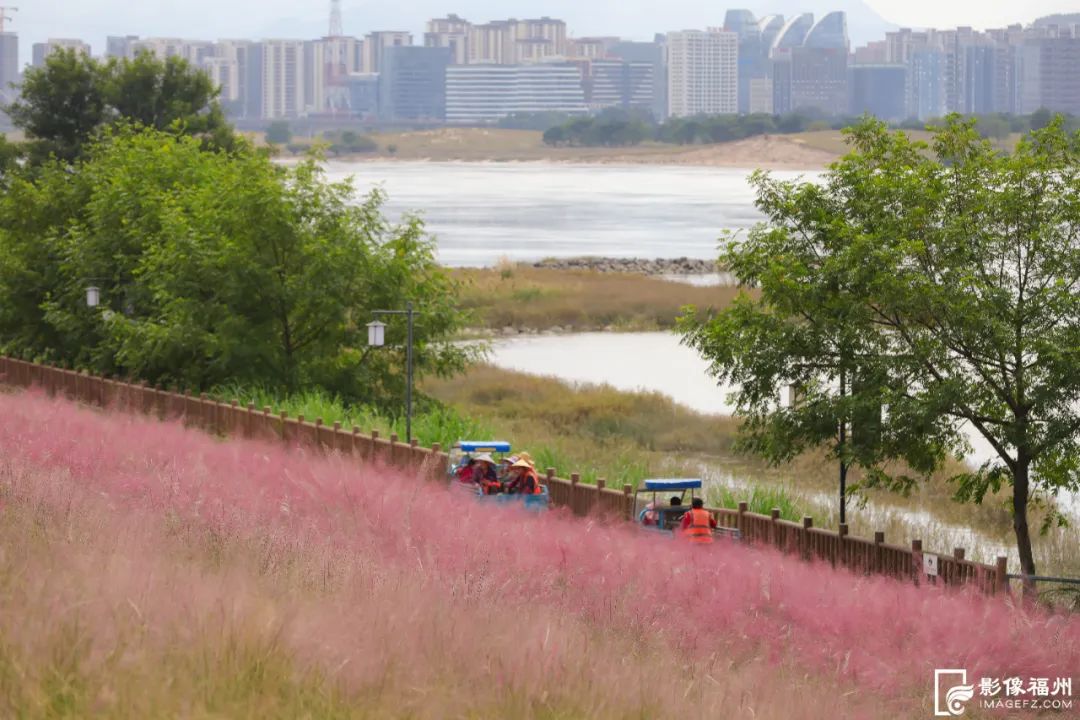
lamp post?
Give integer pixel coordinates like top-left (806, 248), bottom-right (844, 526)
top-left (367, 301), bottom-right (416, 443)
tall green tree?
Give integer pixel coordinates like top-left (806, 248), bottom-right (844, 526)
top-left (5, 49), bottom-right (108, 163)
top-left (679, 117), bottom-right (1080, 582)
top-left (0, 127), bottom-right (477, 407)
top-left (5, 49), bottom-right (233, 164)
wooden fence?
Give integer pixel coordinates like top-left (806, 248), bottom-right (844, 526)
top-left (0, 356), bottom-right (1009, 596)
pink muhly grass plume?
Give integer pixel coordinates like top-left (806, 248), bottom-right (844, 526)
top-left (0, 387), bottom-right (1076, 710)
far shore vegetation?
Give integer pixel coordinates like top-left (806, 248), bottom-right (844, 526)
top-left (452, 263), bottom-right (743, 332)
top-left (257, 108), bottom-right (1076, 165)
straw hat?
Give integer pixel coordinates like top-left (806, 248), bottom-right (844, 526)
top-left (517, 451), bottom-right (534, 464)
top-left (473, 453), bottom-right (495, 465)
top-left (510, 458), bottom-right (534, 470)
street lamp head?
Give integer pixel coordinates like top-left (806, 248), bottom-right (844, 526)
top-left (366, 320), bottom-right (386, 347)
top-left (85, 285), bottom-right (100, 308)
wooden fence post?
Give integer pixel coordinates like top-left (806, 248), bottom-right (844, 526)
top-left (389, 433), bottom-right (399, 466)
top-left (874, 531), bottom-right (885, 575)
top-left (570, 473), bottom-right (581, 515)
top-left (770, 508), bottom-right (781, 551)
top-left (596, 478), bottom-right (605, 515)
top-left (801, 516), bottom-right (813, 561)
top-left (953, 547), bottom-right (966, 587)
top-left (737, 501), bottom-right (748, 538)
top-left (911, 539), bottom-right (923, 587)
top-left (838, 523), bottom-right (849, 570)
top-left (280, 411), bottom-right (290, 445)
top-left (351, 426), bottom-right (361, 457)
top-left (623, 483), bottom-right (633, 520)
top-left (995, 556), bottom-right (1009, 596)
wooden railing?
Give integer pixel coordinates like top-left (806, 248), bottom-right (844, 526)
top-left (0, 356), bottom-right (1009, 596)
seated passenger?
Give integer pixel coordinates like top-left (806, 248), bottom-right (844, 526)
top-left (505, 458), bottom-right (542, 495)
top-left (455, 456), bottom-right (476, 484)
top-left (472, 453), bottom-right (501, 494)
top-left (642, 496), bottom-right (683, 526)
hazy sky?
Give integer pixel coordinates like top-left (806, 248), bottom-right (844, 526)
top-left (14, 1), bottom-right (1080, 67)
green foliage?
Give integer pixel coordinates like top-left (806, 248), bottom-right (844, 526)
top-left (542, 117), bottom-right (651, 147)
top-left (321, 129), bottom-right (377, 156)
top-left (679, 115), bottom-right (1080, 577)
top-left (0, 127), bottom-right (478, 408)
top-left (265, 120), bottom-right (291, 145)
top-left (707, 484), bottom-right (803, 521)
top-left (497, 111), bottom-right (578, 131)
top-left (213, 383), bottom-right (494, 450)
top-left (5, 49), bottom-right (234, 164)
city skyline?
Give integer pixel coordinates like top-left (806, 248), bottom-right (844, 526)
top-left (10, 1), bottom-right (1079, 67)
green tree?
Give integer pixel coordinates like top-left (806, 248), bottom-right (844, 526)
top-left (679, 117), bottom-right (1080, 583)
top-left (542, 125), bottom-right (566, 146)
top-left (266, 120), bottom-right (292, 145)
top-left (1030, 107), bottom-right (1053, 131)
top-left (0, 127), bottom-right (477, 406)
top-left (6, 49), bottom-right (233, 164)
top-left (5, 49), bottom-right (109, 163)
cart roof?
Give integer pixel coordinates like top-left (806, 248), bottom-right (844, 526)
top-left (643, 478), bottom-right (702, 491)
top-left (456, 441), bottom-right (512, 453)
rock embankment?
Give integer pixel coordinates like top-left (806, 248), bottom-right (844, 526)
top-left (531, 257), bottom-right (717, 275)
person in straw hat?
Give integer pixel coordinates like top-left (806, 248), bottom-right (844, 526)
top-left (505, 456), bottom-right (542, 495)
top-left (471, 452), bottom-right (501, 494)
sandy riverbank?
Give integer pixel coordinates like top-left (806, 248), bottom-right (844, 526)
top-left (310, 127), bottom-right (841, 170)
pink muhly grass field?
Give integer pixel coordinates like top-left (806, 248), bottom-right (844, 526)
top-left (0, 388), bottom-right (1077, 717)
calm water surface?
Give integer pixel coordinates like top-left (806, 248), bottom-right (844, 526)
top-left (331, 161), bottom-right (813, 267)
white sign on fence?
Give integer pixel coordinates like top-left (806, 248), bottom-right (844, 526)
top-left (924, 553), bottom-right (939, 577)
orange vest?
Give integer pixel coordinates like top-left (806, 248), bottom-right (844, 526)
top-left (685, 508), bottom-right (714, 544)
top-left (521, 469), bottom-right (543, 495)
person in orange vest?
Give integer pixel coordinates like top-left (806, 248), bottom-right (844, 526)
top-left (505, 458), bottom-right (542, 495)
top-left (680, 497), bottom-right (717, 544)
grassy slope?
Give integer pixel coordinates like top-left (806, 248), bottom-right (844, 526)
top-left (454, 265), bottom-right (743, 331)
top-left (2, 398), bottom-right (887, 720)
top-left (4, 389), bottom-right (1075, 718)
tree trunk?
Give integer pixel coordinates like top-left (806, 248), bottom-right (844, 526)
top-left (1012, 460), bottom-right (1037, 595)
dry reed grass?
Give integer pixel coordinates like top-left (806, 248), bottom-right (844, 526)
top-left (452, 266), bottom-right (743, 332)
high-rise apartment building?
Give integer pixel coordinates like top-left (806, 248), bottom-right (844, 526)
top-left (609, 41), bottom-right (667, 119)
top-left (666, 29), bottom-right (738, 117)
top-left (583, 59), bottom-right (656, 112)
top-left (425, 15), bottom-right (470, 64)
top-left (849, 64), bottom-right (907, 120)
top-left (0, 32), bottom-right (17, 104)
top-left (106, 35), bottom-right (139, 60)
top-left (1017, 34), bottom-right (1080, 115)
top-left (446, 64), bottom-right (586, 123)
top-left (788, 12), bottom-right (849, 116)
top-left (378, 46), bottom-right (451, 122)
top-left (32, 38), bottom-right (91, 67)
top-left (260, 40), bottom-right (305, 119)
top-left (363, 31), bottom-right (412, 74)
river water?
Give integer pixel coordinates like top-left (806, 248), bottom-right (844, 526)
top-left (331, 161), bottom-right (813, 267)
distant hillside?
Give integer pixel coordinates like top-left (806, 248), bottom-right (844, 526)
top-left (1033, 13), bottom-right (1080, 26)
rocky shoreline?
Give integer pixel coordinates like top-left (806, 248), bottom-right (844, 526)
top-left (531, 256), bottom-right (718, 275)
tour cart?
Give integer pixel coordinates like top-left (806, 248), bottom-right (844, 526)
top-left (447, 440), bottom-right (550, 512)
top-left (635, 479), bottom-right (741, 541)
top-left (447, 440), bottom-right (513, 481)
